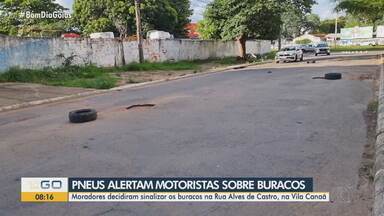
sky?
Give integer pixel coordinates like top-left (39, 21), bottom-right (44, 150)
top-left (56, 0), bottom-right (338, 22)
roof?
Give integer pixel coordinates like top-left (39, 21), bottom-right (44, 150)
top-left (185, 23), bottom-right (200, 39)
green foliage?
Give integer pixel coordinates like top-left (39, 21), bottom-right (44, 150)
top-left (0, 66), bottom-right (117, 89)
top-left (318, 17), bottom-right (346, 33)
top-left (168, 0), bottom-right (193, 37)
top-left (368, 100), bottom-right (378, 113)
top-left (336, 0), bottom-right (384, 29)
top-left (198, 19), bottom-right (220, 40)
top-left (331, 45), bottom-right (384, 52)
top-left (72, 0), bottom-right (192, 38)
top-left (295, 39), bottom-right (312, 44)
top-left (0, 0), bottom-right (68, 36)
top-left (83, 18), bottom-right (115, 35)
top-left (343, 14), bottom-right (378, 28)
top-left (280, 5), bottom-right (305, 39)
top-left (303, 14), bottom-right (320, 33)
top-left (202, 0), bottom-right (281, 40)
top-left (115, 61), bottom-right (200, 71)
top-left (141, 0), bottom-right (178, 35)
top-left (211, 57), bottom-right (245, 65)
top-left (281, 7), bottom-right (320, 39)
top-left (198, 0), bottom-right (315, 41)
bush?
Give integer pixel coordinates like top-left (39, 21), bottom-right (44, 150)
top-left (295, 39), bottom-right (312, 45)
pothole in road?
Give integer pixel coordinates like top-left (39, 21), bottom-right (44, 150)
top-left (345, 73), bottom-right (375, 81)
top-left (126, 104), bottom-right (156, 110)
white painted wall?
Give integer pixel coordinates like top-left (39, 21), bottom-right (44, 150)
top-left (0, 35), bottom-right (271, 72)
top-left (293, 34), bottom-right (322, 43)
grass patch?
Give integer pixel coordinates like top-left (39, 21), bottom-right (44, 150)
top-left (0, 66), bottom-right (117, 89)
top-left (261, 51), bottom-right (277, 61)
top-left (331, 45), bottom-right (384, 52)
top-left (367, 100), bottom-right (378, 113)
top-left (210, 57), bottom-right (246, 65)
top-left (113, 61), bottom-right (201, 72)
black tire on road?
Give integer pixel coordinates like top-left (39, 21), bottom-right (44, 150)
top-left (69, 109), bottom-right (98, 123)
top-left (324, 73), bottom-right (342, 80)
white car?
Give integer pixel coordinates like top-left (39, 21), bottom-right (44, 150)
top-left (276, 46), bottom-right (304, 63)
top-left (314, 43), bottom-right (331, 56)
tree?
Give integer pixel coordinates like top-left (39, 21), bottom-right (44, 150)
top-left (318, 17), bottom-right (346, 33)
top-left (336, 0), bottom-right (384, 31)
top-left (168, 0), bottom-right (193, 37)
top-left (0, 0), bottom-right (68, 36)
top-left (281, 5), bottom-right (305, 39)
top-left (198, 0), bottom-right (315, 58)
top-left (281, 7), bottom-right (320, 39)
top-left (72, 0), bottom-right (191, 38)
top-left (141, 0), bottom-right (178, 36)
top-left (302, 14), bottom-right (320, 33)
top-left (72, 0), bottom-right (134, 37)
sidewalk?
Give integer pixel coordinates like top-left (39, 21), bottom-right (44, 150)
top-left (0, 82), bottom-right (92, 109)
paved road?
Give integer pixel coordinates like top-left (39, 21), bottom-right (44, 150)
top-left (0, 58), bottom-right (379, 215)
top-left (304, 51), bottom-right (382, 62)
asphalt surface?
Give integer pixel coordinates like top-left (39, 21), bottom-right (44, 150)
top-left (0, 58), bottom-right (380, 216)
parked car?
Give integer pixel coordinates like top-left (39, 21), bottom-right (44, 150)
top-left (276, 46), bottom-right (304, 63)
top-left (300, 44), bottom-right (316, 53)
top-left (61, 33), bottom-right (81, 38)
top-left (315, 43), bottom-right (330, 56)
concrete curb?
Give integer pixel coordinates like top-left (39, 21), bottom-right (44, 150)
top-left (0, 90), bottom-right (107, 113)
top-left (375, 54), bottom-right (384, 216)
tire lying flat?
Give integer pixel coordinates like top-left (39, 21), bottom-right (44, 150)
top-left (324, 73), bottom-right (342, 80)
top-left (69, 109), bottom-right (97, 123)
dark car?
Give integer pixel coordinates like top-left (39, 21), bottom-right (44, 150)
top-left (300, 44), bottom-right (316, 53)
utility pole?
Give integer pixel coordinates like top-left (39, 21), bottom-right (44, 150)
top-left (135, 0), bottom-right (144, 63)
top-left (334, 14), bottom-right (338, 48)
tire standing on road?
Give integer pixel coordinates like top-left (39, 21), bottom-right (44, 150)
top-left (324, 73), bottom-right (342, 80)
top-left (69, 109), bottom-right (98, 123)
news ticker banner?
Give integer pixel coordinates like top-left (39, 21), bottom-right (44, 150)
top-left (21, 177), bottom-right (329, 202)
